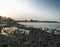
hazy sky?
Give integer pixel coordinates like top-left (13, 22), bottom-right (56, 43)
top-left (0, 0), bottom-right (60, 21)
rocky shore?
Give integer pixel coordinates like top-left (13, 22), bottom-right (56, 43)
top-left (0, 23), bottom-right (60, 47)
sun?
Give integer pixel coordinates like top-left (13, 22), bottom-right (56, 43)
top-left (0, 8), bottom-right (6, 17)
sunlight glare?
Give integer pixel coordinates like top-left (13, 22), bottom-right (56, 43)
top-left (0, 8), bottom-right (6, 17)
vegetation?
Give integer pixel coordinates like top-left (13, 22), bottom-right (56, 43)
top-left (0, 16), bottom-right (59, 23)
top-left (0, 16), bottom-right (16, 23)
top-left (0, 15), bottom-right (60, 47)
top-left (16, 19), bottom-right (59, 23)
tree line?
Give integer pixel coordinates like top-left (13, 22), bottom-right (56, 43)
top-left (0, 16), bottom-right (16, 23)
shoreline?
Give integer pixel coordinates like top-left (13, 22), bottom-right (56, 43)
top-left (0, 22), bottom-right (60, 34)
top-left (0, 23), bottom-right (60, 47)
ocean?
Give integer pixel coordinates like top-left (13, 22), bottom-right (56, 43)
top-left (18, 22), bottom-right (60, 30)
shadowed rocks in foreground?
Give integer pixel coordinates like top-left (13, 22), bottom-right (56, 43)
top-left (0, 24), bottom-right (60, 47)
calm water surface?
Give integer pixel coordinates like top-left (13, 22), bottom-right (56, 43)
top-left (18, 22), bottom-right (60, 30)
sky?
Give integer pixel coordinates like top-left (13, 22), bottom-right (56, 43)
top-left (0, 0), bottom-right (60, 21)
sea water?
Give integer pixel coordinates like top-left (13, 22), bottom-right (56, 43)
top-left (19, 22), bottom-right (60, 30)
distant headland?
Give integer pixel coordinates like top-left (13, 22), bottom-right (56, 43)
top-left (16, 20), bottom-right (60, 23)
top-left (0, 16), bottom-right (60, 23)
